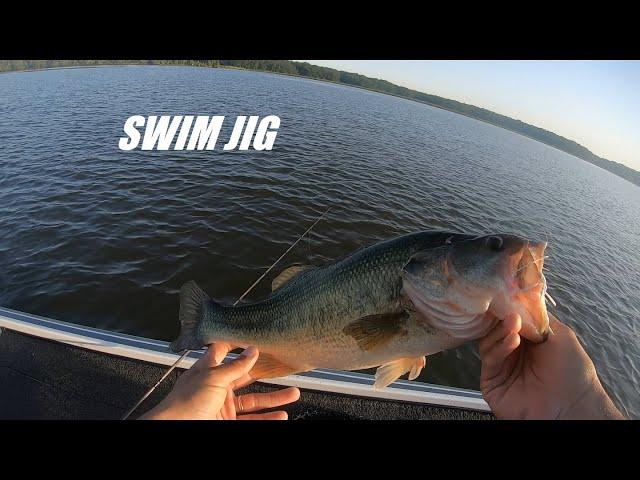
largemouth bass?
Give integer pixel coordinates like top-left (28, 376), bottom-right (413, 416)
top-left (171, 231), bottom-right (551, 388)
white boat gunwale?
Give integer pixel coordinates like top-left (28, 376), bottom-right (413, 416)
top-left (0, 306), bottom-right (491, 412)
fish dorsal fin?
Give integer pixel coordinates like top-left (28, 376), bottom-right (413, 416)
top-left (343, 312), bottom-right (409, 351)
top-left (271, 264), bottom-right (312, 291)
top-left (374, 356), bottom-right (426, 389)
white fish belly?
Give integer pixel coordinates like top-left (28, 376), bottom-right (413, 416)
top-left (259, 320), bottom-right (463, 372)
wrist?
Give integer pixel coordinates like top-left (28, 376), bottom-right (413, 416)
top-left (557, 384), bottom-right (624, 420)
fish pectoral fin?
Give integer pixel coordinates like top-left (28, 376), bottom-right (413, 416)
top-left (374, 356), bottom-right (426, 389)
top-left (249, 353), bottom-right (301, 380)
top-left (408, 356), bottom-right (426, 381)
top-left (271, 264), bottom-right (314, 291)
top-left (343, 312), bottom-right (408, 351)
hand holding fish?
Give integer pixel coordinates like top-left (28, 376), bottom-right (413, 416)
top-left (140, 344), bottom-right (300, 420)
top-left (480, 313), bottom-right (624, 419)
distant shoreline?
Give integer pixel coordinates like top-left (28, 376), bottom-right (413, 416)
top-left (2, 62), bottom-right (637, 186)
top-left (0, 63), bottom-right (590, 151)
top-left (231, 67), bottom-right (598, 163)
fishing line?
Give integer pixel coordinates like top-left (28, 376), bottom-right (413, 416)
top-left (121, 206), bottom-right (331, 419)
top-left (233, 207), bottom-right (330, 305)
top-left (121, 351), bottom-right (190, 420)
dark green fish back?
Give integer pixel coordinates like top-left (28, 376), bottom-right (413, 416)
top-left (197, 231), bottom-right (473, 344)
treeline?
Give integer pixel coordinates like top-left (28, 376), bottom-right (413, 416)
top-left (1, 59), bottom-right (638, 187)
top-left (0, 60), bottom-right (220, 72)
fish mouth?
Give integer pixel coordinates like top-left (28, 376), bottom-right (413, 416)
top-left (401, 235), bottom-right (552, 343)
top-left (512, 239), bottom-right (546, 278)
top-left (500, 238), bottom-right (551, 343)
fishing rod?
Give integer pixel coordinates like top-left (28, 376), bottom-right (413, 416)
top-left (121, 206), bottom-right (331, 419)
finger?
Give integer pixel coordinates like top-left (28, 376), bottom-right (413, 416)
top-left (479, 313), bottom-right (521, 357)
top-left (205, 342), bottom-right (233, 367)
top-left (480, 313), bottom-right (521, 352)
top-left (235, 387), bottom-right (301, 414)
top-left (481, 331), bottom-right (521, 381)
top-left (230, 373), bottom-right (255, 390)
top-left (189, 345), bottom-right (220, 373)
top-left (219, 387), bottom-right (237, 420)
top-left (190, 342), bottom-right (232, 372)
top-left (237, 411), bottom-right (289, 420)
top-left (206, 346), bottom-right (259, 385)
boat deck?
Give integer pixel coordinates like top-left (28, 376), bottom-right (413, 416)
top-left (0, 328), bottom-right (493, 420)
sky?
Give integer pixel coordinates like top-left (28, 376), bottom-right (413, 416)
top-left (303, 61), bottom-right (640, 171)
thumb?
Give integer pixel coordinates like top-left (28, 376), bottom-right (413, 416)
top-left (207, 346), bottom-right (259, 386)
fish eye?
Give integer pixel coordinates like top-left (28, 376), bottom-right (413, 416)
top-left (486, 236), bottom-right (504, 252)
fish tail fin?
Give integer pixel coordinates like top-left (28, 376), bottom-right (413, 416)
top-left (170, 281), bottom-right (210, 352)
